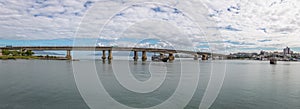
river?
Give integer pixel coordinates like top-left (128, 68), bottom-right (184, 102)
top-left (0, 60), bottom-right (299, 109)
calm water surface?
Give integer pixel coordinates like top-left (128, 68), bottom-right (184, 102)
top-left (0, 60), bottom-right (299, 109)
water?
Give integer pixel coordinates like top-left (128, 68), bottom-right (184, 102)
top-left (0, 60), bottom-right (300, 109)
top-left (210, 61), bottom-right (300, 109)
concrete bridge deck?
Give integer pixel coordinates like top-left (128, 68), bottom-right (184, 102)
top-left (0, 46), bottom-right (205, 53)
top-left (0, 46), bottom-right (225, 61)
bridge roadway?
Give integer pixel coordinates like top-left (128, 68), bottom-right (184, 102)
top-left (0, 46), bottom-right (223, 61)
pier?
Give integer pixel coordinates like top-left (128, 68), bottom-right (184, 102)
top-left (0, 46), bottom-right (224, 61)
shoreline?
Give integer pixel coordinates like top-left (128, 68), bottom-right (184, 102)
top-left (1, 57), bottom-right (299, 63)
top-left (225, 59), bottom-right (300, 62)
top-left (0, 56), bottom-right (70, 60)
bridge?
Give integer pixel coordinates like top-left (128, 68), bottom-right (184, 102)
top-left (0, 46), bottom-right (225, 61)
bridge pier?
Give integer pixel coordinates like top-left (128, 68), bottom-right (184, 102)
top-left (160, 53), bottom-right (165, 59)
top-left (168, 52), bottom-right (175, 62)
top-left (133, 51), bottom-right (138, 61)
top-left (66, 50), bottom-right (72, 60)
top-left (194, 54), bottom-right (199, 60)
top-left (108, 50), bottom-right (113, 61)
top-left (0, 49), bottom-right (2, 56)
top-left (202, 54), bottom-right (208, 60)
top-left (142, 51), bottom-right (147, 62)
top-left (0, 46), bottom-right (220, 62)
top-left (102, 50), bottom-right (106, 60)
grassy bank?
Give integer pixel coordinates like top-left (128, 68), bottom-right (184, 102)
top-left (0, 56), bottom-right (39, 60)
top-left (1, 50), bottom-right (69, 60)
top-left (0, 55), bottom-right (68, 60)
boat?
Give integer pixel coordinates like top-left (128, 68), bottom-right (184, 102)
top-left (151, 55), bottom-right (160, 61)
top-left (161, 57), bottom-right (169, 62)
top-left (291, 58), bottom-right (297, 61)
top-left (270, 58), bottom-right (277, 64)
top-left (151, 54), bottom-right (169, 62)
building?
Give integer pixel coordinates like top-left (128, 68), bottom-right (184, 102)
top-left (283, 47), bottom-right (292, 55)
top-left (260, 50), bottom-right (269, 56)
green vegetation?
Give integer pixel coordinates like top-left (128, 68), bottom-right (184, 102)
top-left (0, 50), bottom-right (64, 60)
top-left (1, 49), bottom-right (34, 56)
top-left (0, 56), bottom-right (40, 60)
top-left (44, 55), bottom-right (59, 59)
top-left (0, 49), bottom-right (36, 60)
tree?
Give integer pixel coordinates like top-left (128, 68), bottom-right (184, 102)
top-left (2, 50), bottom-right (10, 55)
top-left (24, 50), bottom-right (34, 56)
top-left (11, 51), bottom-right (20, 56)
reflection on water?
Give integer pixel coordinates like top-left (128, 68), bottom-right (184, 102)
top-left (0, 60), bottom-right (300, 109)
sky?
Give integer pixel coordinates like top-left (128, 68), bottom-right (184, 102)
top-left (0, 0), bottom-right (299, 53)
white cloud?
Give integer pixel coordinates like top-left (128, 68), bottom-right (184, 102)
top-left (0, 0), bottom-right (299, 53)
top-left (201, 0), bottom-right (300, 52)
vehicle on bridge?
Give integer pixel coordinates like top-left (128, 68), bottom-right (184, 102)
top-left (6, 45), bottom-right (13, 48)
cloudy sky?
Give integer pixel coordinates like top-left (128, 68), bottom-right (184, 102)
top-left (0, 0), bottom-right (299, 53)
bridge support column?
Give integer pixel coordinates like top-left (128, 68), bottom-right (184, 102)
top-left (142, 51), bottom-right (147, 62)
top-left (202, 54), bottom-right (208, 60)
top-left (0, 49), bottom-right (2, 56)
top-left (160, 53), bottom-right (165, 59)
top-left (102, 50), bottom-right (106, 60)
top-left (194, 54), bottom-right (199, 60)
top-left (168, 52), bottom-right (175, 62)
top-left (66, 50), bottom-right (72, 60)
top-left (108, 50), bottom-right (113, 61)
top-left (133, 51), bottom-right (138, 61)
